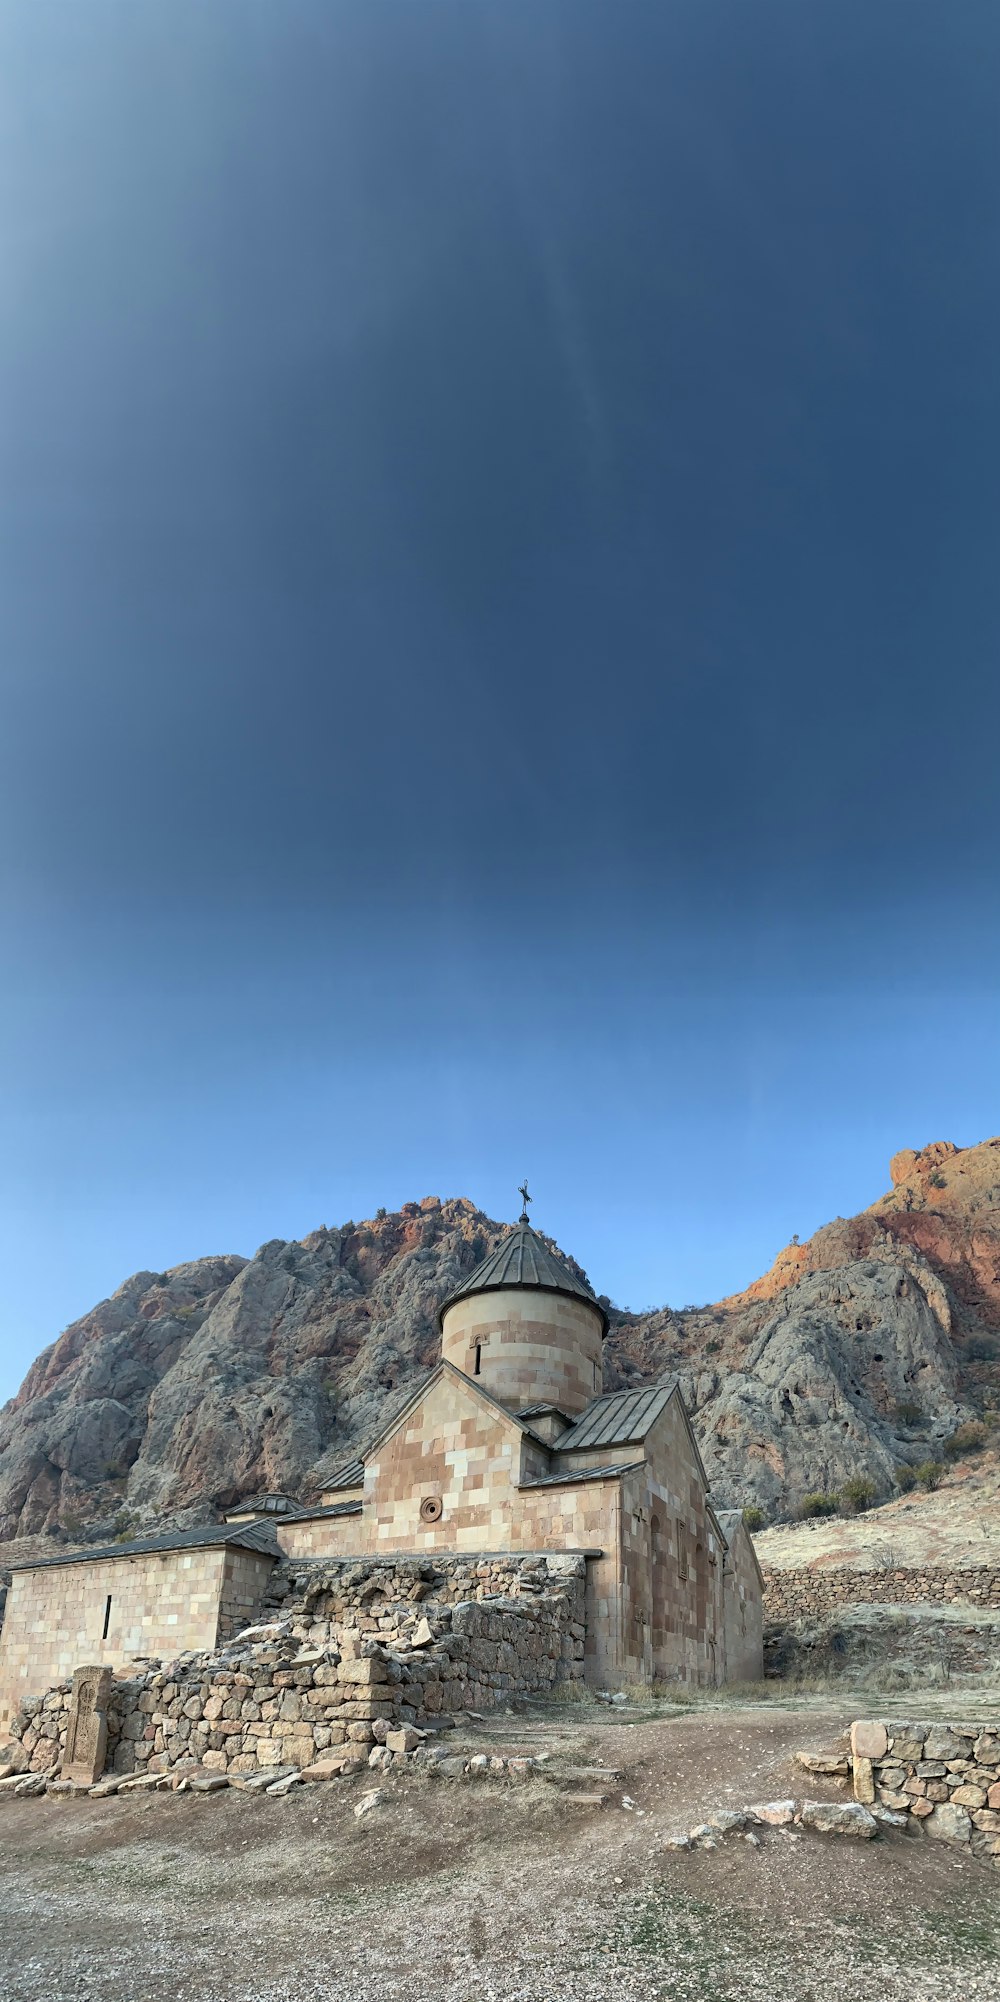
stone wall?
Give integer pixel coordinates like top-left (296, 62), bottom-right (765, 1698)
top-left (721, 1519), bottom-right (764, 1684)
top-left (766, 1605), bottom-right (1000, 1685)
top-left (0, 1545), bottom-right (275, 1730)
top-left (440, 1289), bottom-right (604, 1418)
top-left (3, 1553), bottom-right (587, 1781)
top-left (764, 1565), bottom-right (1000, 1620)
top-left (849, 1717), bottom-right (1000, 1867)
top-left (641, 1398), bottom-right (729, 1689)
top-left (360, 1367), bottom-right (550, 1555)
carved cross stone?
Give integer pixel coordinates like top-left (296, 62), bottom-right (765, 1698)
top-left (63, 1664), bottom-right (112, 1785)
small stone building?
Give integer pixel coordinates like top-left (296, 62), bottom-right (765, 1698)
top-left (0, 1522), bottom-right (278, 1730)
top-left (0, 1216), bottom-right (762, 1725)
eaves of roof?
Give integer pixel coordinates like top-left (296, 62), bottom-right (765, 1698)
top-left (279, 1500), bottom-right (363, 1524)
top-left (519, 1460), bottom-right (645, 1489)
top-left (9, 1519), bottom-right (281, 1574)
top-left (320, 1458), bottom-right (365, 1491)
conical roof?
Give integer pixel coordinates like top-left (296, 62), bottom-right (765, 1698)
top-left (438, 1221), bottom-right (608, 1336)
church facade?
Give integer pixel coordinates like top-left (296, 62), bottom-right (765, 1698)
top-left (247, 1213), bottom-right (762, 1689)
top-left (0, 1214), bottom-right (761, 1724)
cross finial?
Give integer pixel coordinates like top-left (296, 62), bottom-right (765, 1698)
top-left (518, 1180), bottom-right (532, 1222)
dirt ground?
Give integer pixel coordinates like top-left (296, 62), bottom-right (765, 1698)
top-left (4, 1694), bottom-right (999, 2002)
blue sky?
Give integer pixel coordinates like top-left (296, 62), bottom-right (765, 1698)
top-left (2, 1), bottom-right (999, 1403)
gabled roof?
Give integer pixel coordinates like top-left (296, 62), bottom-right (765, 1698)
top-left (438, 1222), bottom-right (608, 1336)
top-left (280, 1499), bottom-right (363, 1524)
top-left (358, 1360), bottom-right (547, 1464)
top-left (9, 1519), bottom-right (281, 1574)
top-left (553, 1383), bottom-right (675, 1453)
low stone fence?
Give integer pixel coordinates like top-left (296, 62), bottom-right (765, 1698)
top-left (271, 1549), bottom-right (588, 1646)
top-left (764, 1606), bottom-right (1000, 1685)
top-left (764, 1565), bottom-right (1000, 1620)
top-left (3, 1553), bottom-right (587, 1782)
top-left (849, 1717), bottom-right (1000, 1867)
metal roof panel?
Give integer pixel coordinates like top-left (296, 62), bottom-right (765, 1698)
top-left (321, 1458), bottom-right (365, 1491)
top-left (553, 1382), bottom-right (676, 1452)
top-left (10, 1519), bottom-right (281, 1573)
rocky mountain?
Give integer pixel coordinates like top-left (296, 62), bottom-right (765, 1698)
top-left (2, 1142), bottom-right (999, 1547)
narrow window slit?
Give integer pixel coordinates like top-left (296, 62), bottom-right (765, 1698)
top-left (474, 1343), bottom-right (482, 1376)
top-left (102, 1594), bottom-right (112, 1641)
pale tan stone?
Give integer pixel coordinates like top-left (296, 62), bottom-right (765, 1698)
top-left (851, 1721), bottom-right (888, 1760)
top-left (385, 1727), bottom-right (422, 1754)
top-left (336, 1658), bottom-right (387, 1686)
top-left (300, 1755), bottom-right (354, 1781)
top-left (852, 1756), bottom-right (875, 1804)
top-left (951, 1784), bottom-right (987, 1809)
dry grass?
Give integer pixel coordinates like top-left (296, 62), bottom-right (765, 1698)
top-left (756, 1452), bottom-right (1000, 1571)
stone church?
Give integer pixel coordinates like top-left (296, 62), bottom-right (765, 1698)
top-left (0, 1212), bottom-right (761, 1726)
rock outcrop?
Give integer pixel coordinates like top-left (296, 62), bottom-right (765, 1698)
top-left (2, 1143), bottom-right (999, 1544)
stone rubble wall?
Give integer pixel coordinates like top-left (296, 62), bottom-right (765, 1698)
top-left (764, 1607), bottom-right (1000, 1685)
top-left (3, 1553), bottom-right (586, 1781)
top-left (764, 1565), bottom-right (1000, 1620)
top-left (849, 1717), bottom-right (1000, 1867)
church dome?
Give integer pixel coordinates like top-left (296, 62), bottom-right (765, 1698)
top-left (438, 1220), bottom-right (609, 1338)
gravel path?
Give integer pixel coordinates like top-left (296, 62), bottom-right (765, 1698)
top-left (5, 1702), bottom-right (999, 2001)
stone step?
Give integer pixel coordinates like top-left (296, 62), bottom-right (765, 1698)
top-left (542, 1765), bottom-right (622, 1787)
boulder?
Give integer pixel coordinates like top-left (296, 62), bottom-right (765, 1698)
top-left (385, 1727), bottom-right (423, 1755)
top-left (925, 1803), bottom-right (972, 1845)
top-left (795, 1752), bottom-right (850, 1776)
top-left (799, 1801), bottom-right (878, 1839)
top-left (228, 1768), bottom-right (295, 1792)
top-left (265, 1772), bottom-right (301, 1795)
top-left (299, 1755), bottom-right (356, 1782)
top-left (923, 1731), bottom-right (973, 1763)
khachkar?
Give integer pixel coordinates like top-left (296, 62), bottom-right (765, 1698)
top-left (62, 1664), bottom-right (112, 1786)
